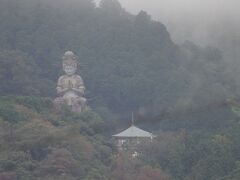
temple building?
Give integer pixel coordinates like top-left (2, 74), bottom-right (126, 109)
top-left (113, 115), bottom-right (156, 153)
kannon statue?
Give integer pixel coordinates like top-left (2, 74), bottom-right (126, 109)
top-left (54, 51), bottom-right (87, 113)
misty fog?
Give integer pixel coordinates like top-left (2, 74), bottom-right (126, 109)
top-left (96, 0), bottom-right (240, 66)
top-left (1, 1), bottom-right (240, 179)
top-left (105, 0), bottom-right (239, 43)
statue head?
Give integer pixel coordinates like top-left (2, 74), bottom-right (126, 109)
top-left (62, 51), bottom-right (78, 76)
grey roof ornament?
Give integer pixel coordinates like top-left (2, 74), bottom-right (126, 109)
top-left (131, 112), bottom-right (134, 126)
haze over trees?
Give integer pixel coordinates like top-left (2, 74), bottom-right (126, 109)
top-left (0, 0), bottom-right (232, 118)
top-left (0, 0), bottom-right (240, 179)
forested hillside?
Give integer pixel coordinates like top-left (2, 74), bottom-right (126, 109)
top-left (1, 0), bottom-right (240, 179)
top-left (0, 0), bottom-right (232, 119)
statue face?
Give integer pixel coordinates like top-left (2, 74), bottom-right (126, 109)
top-left (63, 60), bottom-right (77, 76)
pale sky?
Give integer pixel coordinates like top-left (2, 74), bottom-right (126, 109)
top-left (118, 0), bottom-right (239, 17)
top-left (97, 0), bottom-right (240, 45)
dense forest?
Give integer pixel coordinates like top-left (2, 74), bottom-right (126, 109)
top-left (1, 0), bottom-right (240, 179)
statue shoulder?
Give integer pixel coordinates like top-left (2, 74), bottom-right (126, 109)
top-left (57, 75), bottom-right (67, 83)
top-left (73, 75), bottom-right (83, 81)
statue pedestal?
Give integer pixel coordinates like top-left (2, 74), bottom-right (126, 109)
top-left (54, 95), bottom-right (87, 113)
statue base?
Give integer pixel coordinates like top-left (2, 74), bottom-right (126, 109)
top-left (54, 95), bottom-right (87, 113)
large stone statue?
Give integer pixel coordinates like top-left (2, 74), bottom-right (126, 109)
top-left (54, 51), bottom-right (87, 113)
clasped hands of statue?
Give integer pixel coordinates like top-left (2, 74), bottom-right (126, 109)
top-left (57, 85), bottom-right (84, 96)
